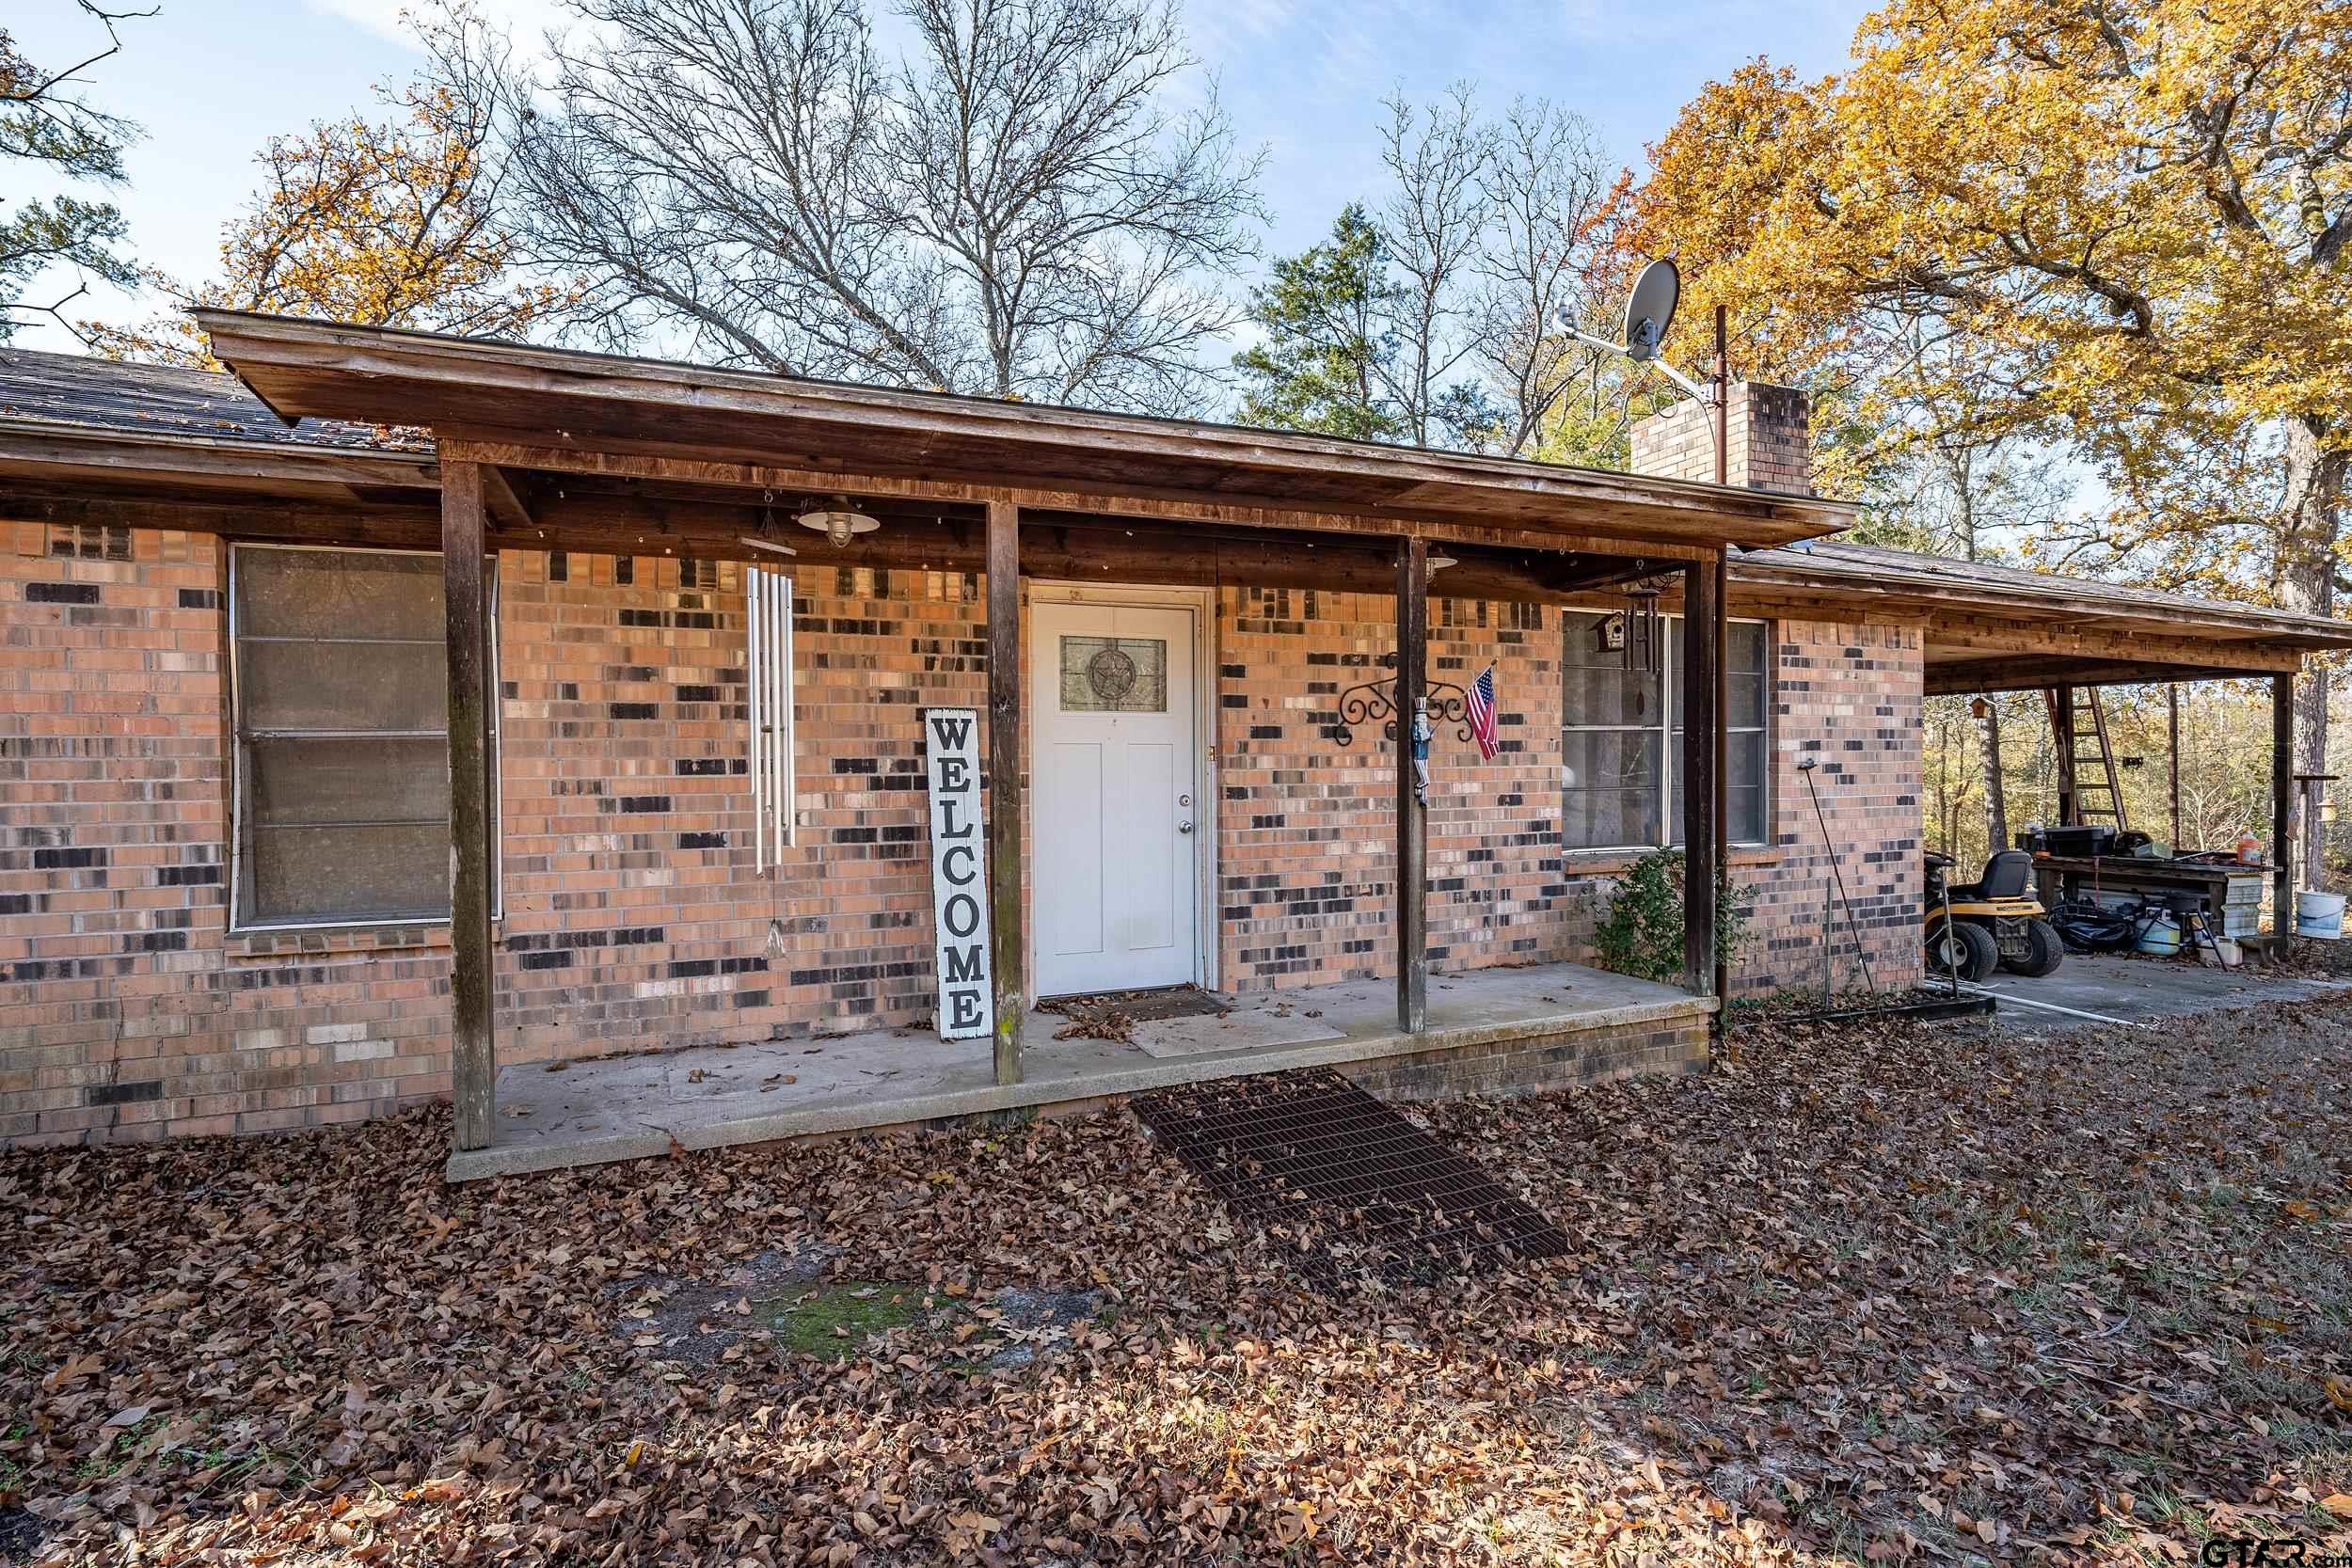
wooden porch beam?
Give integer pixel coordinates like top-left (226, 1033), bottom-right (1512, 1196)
top-left (2, 488), bottom-right (441, 548)
top-left (433, 436), bottom-right (1719, 562)
top-left (1925, 655), bottom-right (2288, 695)
top-left (479, 464), bottom-right (534, 531)
top-left (1396, 536), bottom-right (1428, 1034)
top-left (986, 499), bottom-right (1025, 1085)
top-left (440, 459), bottom-right (498, 1152)
top-left (1927, 617), bottom-right (2303, 669)
top-left (1681, 560), bottom-right (1722, 999)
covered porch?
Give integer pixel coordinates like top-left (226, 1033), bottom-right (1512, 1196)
top-left (188, 309), bottom-right (1846, 1166)
top-left (447, 958), bottom-right (1707, 1180)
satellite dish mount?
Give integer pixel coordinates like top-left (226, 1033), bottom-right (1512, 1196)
top-left (1566, 257), bottom-right (1729, 485)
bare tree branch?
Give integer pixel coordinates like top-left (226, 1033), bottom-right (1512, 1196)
top-left (466, 0), bottom-right (1262, 414)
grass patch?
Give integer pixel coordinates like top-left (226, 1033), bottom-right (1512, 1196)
top-left (759, 1280), bottom-right (924, 1360)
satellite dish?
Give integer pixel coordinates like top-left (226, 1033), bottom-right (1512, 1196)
top-left (1621, 259), bottom-right (1680, 362)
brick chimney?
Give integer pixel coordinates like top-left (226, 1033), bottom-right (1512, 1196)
top-left (1629, 381), bottom-right (1812, 497)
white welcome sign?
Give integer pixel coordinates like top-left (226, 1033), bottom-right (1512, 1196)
top-left (924, 708), bottom-right (994, 1040)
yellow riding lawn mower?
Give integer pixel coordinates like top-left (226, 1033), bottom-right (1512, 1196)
top-left (1923, 849), bottom-right (2064, 981)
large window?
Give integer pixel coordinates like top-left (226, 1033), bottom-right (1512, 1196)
top-left (1561, 611), bottom-right (1769, 852)
top-left (230, 546), bottom-right (492, 928)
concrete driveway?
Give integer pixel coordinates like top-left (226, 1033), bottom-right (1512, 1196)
top-left (1968, 951), bottom-right (2352, 1035)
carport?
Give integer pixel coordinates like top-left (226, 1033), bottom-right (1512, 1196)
top-left (1734, 539), bottom-right (2352, 951)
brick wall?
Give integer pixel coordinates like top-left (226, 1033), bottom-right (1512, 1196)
top-left (1, 534), bottom-right (997, 1146)
top-left (5, 522), bottom-right (1920, 1148)
top-left (1216, 586), bottom-right (1587, 990)
top-left (1737, 619), bottom-right (1925, 996)
top-left (494, 552), bottom-right (987, 1057)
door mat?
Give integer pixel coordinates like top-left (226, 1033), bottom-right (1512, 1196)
top-left (1133, 1067), bottom-right (1571, 1289)
top-left (1041, 984), bottom-right (1236, 1044)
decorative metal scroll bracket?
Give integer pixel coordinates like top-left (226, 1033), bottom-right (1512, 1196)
top-left (1331, 653), bottom-right (1471, 749)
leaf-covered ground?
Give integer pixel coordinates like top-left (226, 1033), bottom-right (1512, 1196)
top-left (7, 995), bottom-right (2352, 1566)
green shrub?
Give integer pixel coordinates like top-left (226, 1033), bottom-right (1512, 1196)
top-left (1593, 849), bottom-right (1749, 987)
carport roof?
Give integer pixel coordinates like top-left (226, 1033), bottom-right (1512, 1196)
top-left (1738, 538), bottom-right (2352, 691)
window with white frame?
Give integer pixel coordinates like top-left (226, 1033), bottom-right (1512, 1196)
top-left (1560, 611), bottom-right (1770, 852)
top-left (230, 545), bottom-right (497, 927)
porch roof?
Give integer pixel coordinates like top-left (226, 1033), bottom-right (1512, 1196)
top-left (185, 309), bottom-right (1850, 556)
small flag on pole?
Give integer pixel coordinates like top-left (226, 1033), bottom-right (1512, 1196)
top-left (1466, 663), bottom-right (1500, 761)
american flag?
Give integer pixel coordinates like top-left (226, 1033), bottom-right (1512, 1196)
top-left (1465, 664), bottom-right (1500, 760)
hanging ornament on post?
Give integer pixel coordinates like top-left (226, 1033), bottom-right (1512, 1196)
top-left (1410, 698), bottom-right (1433, 807)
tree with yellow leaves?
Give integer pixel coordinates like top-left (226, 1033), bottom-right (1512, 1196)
top-left (91, 6), bottom-right (562, 366)
top-left (1625, 0), bottom-right (2352, 873)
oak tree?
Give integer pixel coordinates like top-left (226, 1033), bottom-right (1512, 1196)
top-left (1628, 4), bottom-right (2352, 867)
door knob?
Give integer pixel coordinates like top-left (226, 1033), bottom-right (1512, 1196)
top-left (1178, 821), bottom-right (1194, 834)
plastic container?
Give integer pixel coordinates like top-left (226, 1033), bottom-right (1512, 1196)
top-left (2135, 912), bottom-right (2184, 956)
top-left (2296, 890), bottom-right (2346, 941)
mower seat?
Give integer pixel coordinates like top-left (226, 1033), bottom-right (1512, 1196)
top-left (1945, 849), bottom-right (2032, 903)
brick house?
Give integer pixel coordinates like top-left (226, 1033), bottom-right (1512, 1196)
top-left (5, 325), bottom-right (2344, 1173)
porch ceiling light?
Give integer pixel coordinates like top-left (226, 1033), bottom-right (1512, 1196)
top-left (797, 499), bottom-right (882, 548)
top-left (1427, 550), bottom-right (1458, 571)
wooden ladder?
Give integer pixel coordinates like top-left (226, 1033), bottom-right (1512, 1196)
top-left (2045, 687), bottom-right (2130, 831)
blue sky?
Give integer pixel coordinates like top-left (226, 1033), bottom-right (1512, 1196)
top-left (9, 0), bottom-right (1866, 356)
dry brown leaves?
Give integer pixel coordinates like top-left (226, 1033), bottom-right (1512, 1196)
top-left (6, 994), bottom-right (2352, 1565)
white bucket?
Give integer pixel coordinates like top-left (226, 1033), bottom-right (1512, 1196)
top-left (2135, 912), bottom-right (2183, 956)
top-left (2296, 890), bottom-right (2346, 941)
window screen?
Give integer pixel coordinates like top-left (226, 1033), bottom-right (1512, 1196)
top-left (1561, 611), bottom-right (1771, 852)
top-left (231, 547), bottom-right (491, 927)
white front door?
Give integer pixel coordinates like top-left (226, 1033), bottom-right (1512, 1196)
top-left (1032, 598), bottom-right (1200, 997)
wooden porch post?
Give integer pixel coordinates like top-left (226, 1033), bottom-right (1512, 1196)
top-left (441, 459), bottom-right (497, 1151)
top-left (1681, 558), bottom-right (1722, 997)
top-left (2273, 673), bottom-right (2296, 952)
top-left (986, 499), bottom-right (1025, 1085)
top-left (2052, 685), bottom-right (2078, 825)
top-left (1710, 550), bottom-right (1731, 1009)
top-left (1396, 537), bottom-right (1428, 1034)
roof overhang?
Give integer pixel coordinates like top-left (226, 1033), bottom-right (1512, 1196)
top-left (0, 418), bottom-right (436, 503)
top-left (1733, 543), bottom-right (2352, 691)
top-left (192, 309), bottom-right (1851, 556)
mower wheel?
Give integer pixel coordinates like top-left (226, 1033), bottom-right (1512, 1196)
top-left (2002, 917), bottom-right (2065, 977)
top-left (1928, 918), bottom-right (1999, 982)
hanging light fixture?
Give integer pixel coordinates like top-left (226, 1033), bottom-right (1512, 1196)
top-left (796, 495), bottom-right (882, 548)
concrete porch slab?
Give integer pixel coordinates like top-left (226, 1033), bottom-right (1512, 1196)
top-left (446, 961), bottom-right (1710, 1180)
